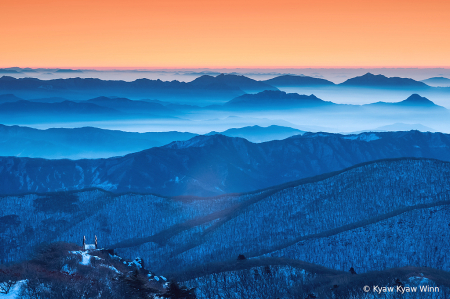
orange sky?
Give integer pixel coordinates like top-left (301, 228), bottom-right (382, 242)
top-left (1, 0), bottom-right (449, 68)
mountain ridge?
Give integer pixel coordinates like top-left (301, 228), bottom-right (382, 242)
top-left (224, 90), bottom-right (332, 108)
top-left (340, 72), bottom-right (430, 88)
top-left (262, 74), bottom-right (335, 86)
top-left (190, 73), bottom-right (278, 93)
top-left (2, 131), bottom-right (450, 196)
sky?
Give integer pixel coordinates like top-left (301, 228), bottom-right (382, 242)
top-left (1, 0), bottom-right (450, 68)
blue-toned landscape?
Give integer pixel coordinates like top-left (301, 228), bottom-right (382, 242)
top-left (2, 0), bottom-right (450, 297)
top-left (1, 68), bottom-right (450, 298)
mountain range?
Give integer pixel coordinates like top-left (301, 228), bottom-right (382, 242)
top-left (86, 96), bottom-right (175, 115)
top-left (0, 94), bottom-right (23, 103)
top-left (2, 131), bottom-right (450, 196)
top-left (350, 123), bottom-right (435, 134)
top-left (262, 74), bottom-right (335, 87)
top-left (207, 125), bottom-right (305, 142)
top-left (340, 73), bottom-right (430, 88)
top-left (0, 100), bottom-right (129, 124)
top-left (0, 124), bottom-right (308, 159)
top-left (2, 91), bottom-right (446, 126)
top-left (189, 73), bottom-right (278, 93)
top-left (0, 125), bottom-right (198, 159)
top-left (0, 73), bottom-right (442, 105)
top-left (0, 94), bottom-right (70, 103)
top-left (0, 75), bottom-right (247, 103)
top-left (364, 93), bottom-right (446, 109)
top-left (223, 90), bottom-right (332, 108)
top-left (0, 100), bottom-right (120, 116)
top-left (422, 76), bottom-right (450, 87)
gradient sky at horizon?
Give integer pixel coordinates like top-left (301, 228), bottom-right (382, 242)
top-left (1, 0), bottom-right (450, 68)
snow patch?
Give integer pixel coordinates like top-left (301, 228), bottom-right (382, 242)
top-left (101, 264), bottom-right (121, 274)
top-left (0, 280), bottom-right (26, 299)
top-left (343, 133), bottom-right (380, 142)
top-left (70, 251), bottom-right (101, 266)
top-left (408, 275), bottom-right (430, 285)
top-left (92, 181), bottom-right (118, 190)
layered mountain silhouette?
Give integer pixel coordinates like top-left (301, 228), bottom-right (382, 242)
top-left (55, 68), bottom-right (83, 73)
top-left (0, 124), bottom-right (198, 159)
top-left (0, 75), bottom-right (246, 102)
top-left (0, 98), bottom-right (185, 122)
top-left (190, 73), bottom-right (278, 93)
top-left (0, 93), bottom-right (23, 103)
top-left (87, 96), bottom-right (175, 115)
top-left (224, 90), bottom-right (332, 108)
top-left (208, 125), bottom-right (305, 142)
top-left (2, 131), bottom-right (450, 196)
top-left (422, 76), bottom-right (450, 87)
top-left (340, 73), bottom-right (429, 88)
top-left (0, 69), bottom-right (20, 73)
top-left (263, 74), bottom-right (335, 86)
top-left (0, 100), bottom-right (120, 116)
top-left (369, 123), bottom-right (434, 132)
top-left (0, 124), bottom-right (306, 159)
top-left (0, 94), bottom-right (71, 103)
top-left (366, 94), bottom-right (446, 110)
top-left (1, 91), bottom-right (446, 128)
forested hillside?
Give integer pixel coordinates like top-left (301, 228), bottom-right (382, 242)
top-left (1, 158), bottom-right (448, 272)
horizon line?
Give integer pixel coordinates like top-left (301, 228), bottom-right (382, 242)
top-left (2, 66), bottom-right (450, 70)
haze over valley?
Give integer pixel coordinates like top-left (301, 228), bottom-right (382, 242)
top-left (2, 71), bottom-right (450, 298)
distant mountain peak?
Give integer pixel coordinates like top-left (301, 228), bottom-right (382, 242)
top-left (0, 75), bottom-right (16, 81)
top-left (225, 90), bottom-right (328, 107)
top-left (0, 93), bottom-right (23, 103)
top-left (421, 76), bottom-right (450, 87)
top-left (190, 73), bottom-right (278, 92)
top-left (426, 76), bottom-right (448, 80)
top-left (341, 73), bottom-right (429, 88)
top-left (401, 94), bottom-right (435, 106)
top-left (365, 94), bottom-right (443, 109)
top-left (263, 74), bottom-right (335, 86)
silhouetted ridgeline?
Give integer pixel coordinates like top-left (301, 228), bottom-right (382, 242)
top-left (0, 124), bottom-right (198, 159)
top-left (0, 75), bottom-right (246, 102)
top-left (263, 74), bottom-right (335, 86)
top-left (1, 131), bottom-right (450, 196)
top-left (340, 73), bottom-right (430, 88)
top-left (189, 73), bottom-right (278, 93)
top-left (223, 90), bottom-right (332, 108)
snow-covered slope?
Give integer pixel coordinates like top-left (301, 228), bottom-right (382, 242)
top-left (1, 158), bottom-right (449, 277)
